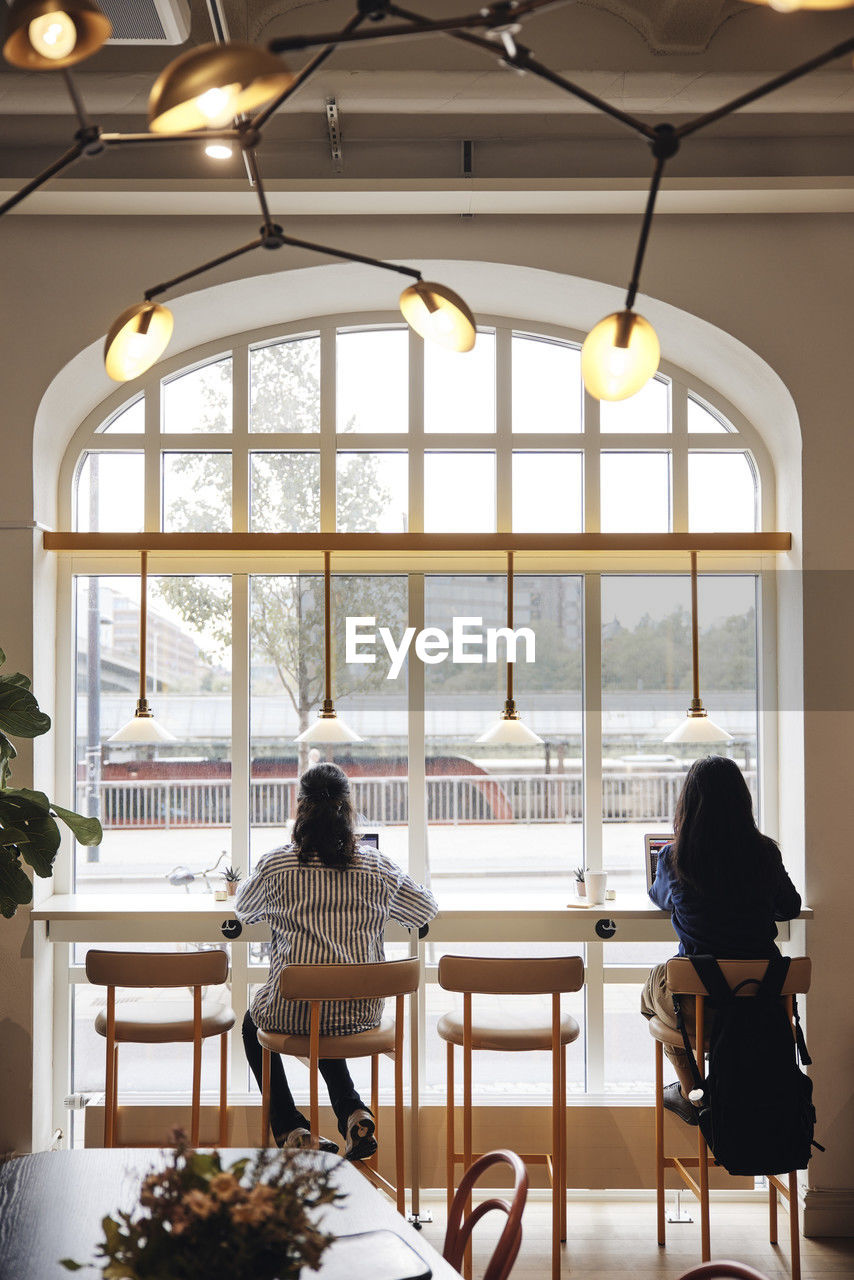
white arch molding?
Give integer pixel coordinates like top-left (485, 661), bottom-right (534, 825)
top-left (33, 259), bottom-right (802, 539)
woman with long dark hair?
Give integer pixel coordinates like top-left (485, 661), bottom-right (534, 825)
top-left (641, 755), bottom-right (800, 1124)
top-left (237, 762), bottom-right (437, 1155)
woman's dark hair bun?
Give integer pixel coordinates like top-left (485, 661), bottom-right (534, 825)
top-left (293, 762), bottom-right (357, 870)
top-left (298, 761), bottom-right (350, 804)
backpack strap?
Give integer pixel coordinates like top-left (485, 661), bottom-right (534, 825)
top-left (756, 951), bottom-right (791, 999)
top-left (792, 993), bottom-right (812, 1067)
top-left (671, 991), bottom-right (706, 1098)
top-left (689, 955), bottom-right (734, 1006)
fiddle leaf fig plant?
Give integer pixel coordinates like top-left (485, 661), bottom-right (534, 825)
top-left (0, 648), bottom-right (102, 918)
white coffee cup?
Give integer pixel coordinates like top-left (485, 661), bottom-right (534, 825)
top-left (586, 871), bottom-right (607, 905)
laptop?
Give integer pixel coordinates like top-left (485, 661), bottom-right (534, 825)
top-left (644, 832), bottom-right (674, 892)
top-left (359, 832), bottom-right (380, 849)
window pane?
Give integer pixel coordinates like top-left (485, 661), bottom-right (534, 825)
top-left (424, 453), bottom-right (495, 531)
top-left (162, 452), bottom-right (231, 532)
top-left (337, 329), bottom-right (408, 432)
top-left (424, 574), bottom-right (583, 910)
top-left (600, 376), bottom-right (669, 433)
top-left (249, 574), bottom-right (409, 873)
top-left (512, 333), bottom-right (582, 433)
top-left (101, 398), bottom-right (144, 434)
top-left (76, 453), bottom-right (144, 532)
top-left (600, 453), bottom-right (670, 532)
top-left (250, 452), bottom-right (319, 533)
top-left (337, 452), bottom-right (408, 532)
top-left (601, 574), bottom-right (758, 893)
top-left (512, 452), bottom-right (582, 532)
top-left (688, 452), bottom-right (757, 532)
top-left (162, 357), bottom-right (232, 433)
top-left (74, 574), bottom-right (233, 893)
top-left (688, 395), bottom-right (731, 433)
top-left (425, 331), bottom-right (495, 434)
top-left (250, 336), bottom-right (320, 433)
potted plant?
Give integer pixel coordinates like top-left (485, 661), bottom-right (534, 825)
top-left (0, 648), bottom-right (102, 918)
top-left (574, 866), bottom-right (587, 899)
top-left (224, 865), bottom-right (241, 896)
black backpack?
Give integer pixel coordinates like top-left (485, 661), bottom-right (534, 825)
top-left (673, 954), bottom-right (822, 1176)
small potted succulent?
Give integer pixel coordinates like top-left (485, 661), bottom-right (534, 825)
top-left (224, 865), bottom-right (241, 897)
top-left (574, 866), bottom-right (586, 899)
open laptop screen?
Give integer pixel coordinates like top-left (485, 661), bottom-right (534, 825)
top-left (644, 833), bottom-right (673, 892)
top-left (359, 832), bottom-right (379, 849)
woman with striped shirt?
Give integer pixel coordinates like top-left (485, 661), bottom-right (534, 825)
top-left (236, 762), bottom-right (438, 1157)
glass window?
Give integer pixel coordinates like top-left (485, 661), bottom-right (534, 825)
top-left (250, 336), bottom-right (320, 433)
top-left (337, 329), bottom-right (408, 433)
top-left (688, 452), bottom-right (757, 532)
top-left (336, 452), bottom-right (408, 533)
top-left (74, 575), bottom-right (233, 893)
top-left (688, 394), bottom-right (731, 433)
top-left (162, 357), bottom-right (232, 433)
top-left (512, 452), bottom-right (583, 532)
top-left (424, 452), bottom-right (495, 532)
top-left (162, 452), bottom-right (232, 532)
top-left (512, 333), bottom-right (582, 434)
top-left (100, 398), bottom-right (144, 434)
top-left (600, 376), bottom-right (669, 433)
top-left (76, 453), bottom-right (144, 532)
top-left (425, 331), bottom-right (496, 434)
top-left (250, 452), bottom-right (320, 533)
top-left (600, 452), bottom-right (671, 532)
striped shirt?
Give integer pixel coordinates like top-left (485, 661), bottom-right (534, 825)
top-left (235, 843), bottom-right (438, 1035)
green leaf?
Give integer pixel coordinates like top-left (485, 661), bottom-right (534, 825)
top-left (0, 824), bottom-right (31, 846)
top-left (15, 816), bottom-right (61, 877)
top-left (0, 847), bottom-right (32, 917)
top-left (3, 787), bottom-right (51, 813)
top-left (0, 733), bottom-right (16, 788)
top-left (58, 1260), bottom-right (84, 1271)
top-left (52, 804), bottom-right (103, 847)
top-left (0, 677), bottom-right (51, 739)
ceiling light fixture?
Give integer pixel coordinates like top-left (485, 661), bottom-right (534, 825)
top-left (3, 0), bottom-right (111, 70)
top-left (477, 552), bottom-right (543, 747)
top-left (108, 552), bottom-right (177, 744)
top-left (205, 142), bottom-right (234, 161)
top-left (663, 552), bottom-right (732, 746)
top-left (148, 42), bottom-right (295, 134)
top-left (399, 280), bottom-right (477, 352)
top-left (104, 302), bottom-right (174, 383)
top-left (295, 552), bottom-right (362, 744)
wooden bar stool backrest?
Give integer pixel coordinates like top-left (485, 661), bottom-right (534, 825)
top-left (438, 954), bottom-right (584, 995)
top-left (675, 1263), bottom-right (774, 1280)
top-left (443, 1149), bottom-right (529, 1280)
top-left (665, 957), bottom-right (811, 1002)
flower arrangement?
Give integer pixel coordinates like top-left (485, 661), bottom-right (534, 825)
top-left (60, 1133), bottom-right (343, 1280)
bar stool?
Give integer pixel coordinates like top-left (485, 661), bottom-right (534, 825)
top-left (85, 949), bottom-right (235, 1148)
top-left (649, 957), bottom-right (812, 1280)
top-left (437, 955), bottom-right (585, 1280)
top-left (257, 956), bottom-right (419, 1215)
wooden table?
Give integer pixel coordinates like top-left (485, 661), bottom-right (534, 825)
top-left (0, 1148), bottom-right (459, 1280)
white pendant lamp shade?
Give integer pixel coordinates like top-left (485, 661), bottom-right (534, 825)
top-left (399, 280), bottom-right (477, 352)
top-left (107, 551), bottom-right (176, 745)
top-left (477, 710), bottom-right (544, 746)
top-left (148, 42), bottom-right (294, 134)
top-left (663, 551), bottom-right (731, 746)
top-left (294, 551), bottom-right (363, 745)
top-left (581, 309), bottom-right (660, 402)
top-left (295, 712), bottom-right (362, 745)
top-left (104, 302), bottom-right (174, 382)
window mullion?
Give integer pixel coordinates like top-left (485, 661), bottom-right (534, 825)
top-left (671, 379), bottom-right (689, 533)
top-left (320, 323), bottom-right (337, 532)
top-left (582, 571), bottom-right (602, 875)
top-left (496, 325), bottom-right (511, 532)
top-left (583, 389), bottom-right (600, 533)
top-left (232, 342), bottom-right (249, 532)
top-left (408, 328), bottom-right (424, 534)
top-left (145, 380), bottom-right (161, 532)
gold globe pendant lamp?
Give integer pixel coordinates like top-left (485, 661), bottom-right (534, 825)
top-left (664, 552), bottom-right (732, 746)
top-left (148, 42), bottom-right (294, 134)
top-left (399, 280), bottom-right (477, 353)
top-left (295, 553), bottom-right (362, 745)
top-left (3, 0), bottom-right (111, 70)
top-left (477, 552), bottom-right (543, 747)
top-left (109, 552), bottom-right (177, 745)
top-left (104, 302), bottom-right (174, 383)
top-left (581, 309), bottom-right (661, 402)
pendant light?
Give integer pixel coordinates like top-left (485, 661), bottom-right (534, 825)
top-left (3, 0), bottom-right (111, 70)
top-left (104, 302), bottom-right (174, 383)
top-left (580, 309), bottom-right (661, 403)
top-left (664, 552), bottom-right (732, 745)
top-left (148, 41), bottom-right (294, 134)
top-left (108, 552), bottom-right (177, 744)
top-left (477, 552), bottom-right (543, 746)
top-left (295, 552), bottom-right (362, 744)
top-left (399, 281), bottom-right (477, 353)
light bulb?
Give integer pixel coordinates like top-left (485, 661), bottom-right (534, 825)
top-left (196, 85), bottom-right (235, 124)
top-left (581, 309), bottom-right (661, 402)
top-left (205, 142), bottom-right (233, 161)
top-left (104, 302), bottom-right (174, 383)
top-left (29, 11), bottom-right (77, 59)
top-left (399, 281), bottom-right (477, 353)
top-left (430, 308), bottom-right (456, 338)
top-left (148, 43), bottom-right (294, 134)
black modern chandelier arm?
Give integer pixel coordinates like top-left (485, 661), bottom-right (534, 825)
top-left (0, 140), bottom-right (85, 218)
top-left (253, 7), bottom-right (369, 131)
top-left (142, 236), bottom-right (267, 302)
top-left (273, 230), bottom-right (423, 280)
top-left (61, 68), bottom-right (94, 134)
top-left (244, 149), bottom-right (273, 226)
top-left (675, 33), bottom-right (854, 142)
top-left (101, 128), bottom-right (243, 147)
top-left (624, 130), bottom-right (678, 312)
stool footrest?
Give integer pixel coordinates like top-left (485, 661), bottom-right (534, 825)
top-left (671, 1158), bottom-right (702, 1201)
top-left (768, 1174), bottom-right (792, 1203)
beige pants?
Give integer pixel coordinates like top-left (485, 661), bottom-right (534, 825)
top-left (640, 961), bottom-right (696, 1071)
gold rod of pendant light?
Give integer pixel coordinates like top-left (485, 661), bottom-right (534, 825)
top-left (139, 549), bottom-right (148, 704)
top-left (323, 549), bottom-right (332, 708)
top-left (506, 550), bottom-right (514, 707)
top-left (690, 549), bottom-right (700, 707)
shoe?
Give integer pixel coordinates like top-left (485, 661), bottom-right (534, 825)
top-left (344, 1109), bottom-right (377, 1161)
top-left (662, 1082), bottom-right (700, 1126)
top-left (283, 1127), bottom-right (339, 1154)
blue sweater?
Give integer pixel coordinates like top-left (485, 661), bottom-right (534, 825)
top-left (649, 841), bottom-right (801, 958)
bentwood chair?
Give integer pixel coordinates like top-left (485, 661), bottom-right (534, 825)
top-left (649, 957), bottom-right (812, 1280)
top-left (443, 1150), bottom-right (529, 1280)
top-left (257, 956), bottom-right (419, 1215)
top-left (438, 955), bottom-right (585, 1280)
top-left (85, 949), bottom-right (235, 1148)
top-left (676, 1265), bottom-right (774, 1280)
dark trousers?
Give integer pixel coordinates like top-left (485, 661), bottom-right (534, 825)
top-left (242, 1010), bottom-right (367, 1142)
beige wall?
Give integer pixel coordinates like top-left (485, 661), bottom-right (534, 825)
top-left (1, 209), bottom-right (851, 1227)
